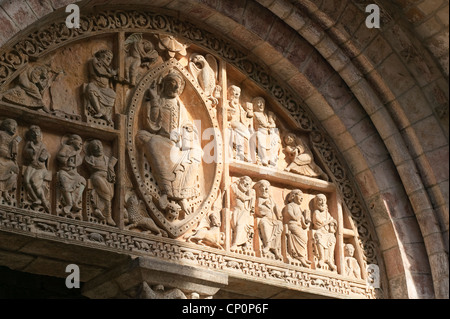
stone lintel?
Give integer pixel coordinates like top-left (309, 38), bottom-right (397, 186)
top-left (82, 256), bottom-right (229, 299)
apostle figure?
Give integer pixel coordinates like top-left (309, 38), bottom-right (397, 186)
top-left (0, 119), bottom-right (20, 204)
top-left (230, 176), bottom-right (256, 252)
top-left (312, 194), bottom-right (337, 271)
top-left (22, 125), bottom-right (51, 213)
top-left (254, 180), bottom-right (283, 260)
top-left (252, 96), bottom-right (280, 167)
top-left (282, 189), bottom-right (311, 268)
top-left (84, 139), bottom-right (117, 226)
top-left (56, 134), bottom-right (86, 218)
top-left (227, 85), bottom-right (253, 162)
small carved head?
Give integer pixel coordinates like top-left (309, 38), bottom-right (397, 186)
top-left (254, 180), bottom-right (271, 199)
top-left (161, 69), bottom-right (185, 98)
top-left (252, 97), bottom-right (265, 112)
top-left (283, 133), bottom-right (296, 147)
top-left (68, 134), bottom-right (83, 150)
top-left (314, 194), bottom-right (327, 211)
top-left (344, 243), bottom-right (355, 257)
top-left (87, 139), bottom-right (103, 157)
top-left (238, 176), bottom-right (252, 192)
top-left (25, 125), bottom-right (42, 142)
top-left (95, 49), bottom-right (113, 66)
top-left (0, 118), bottom-right (17, 135)
top-left (286, 189), bottom-right (303, 205)
top-left (228, 85), bottom-right (241, 101)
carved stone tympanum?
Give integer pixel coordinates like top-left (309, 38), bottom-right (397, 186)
top-left (0, 13), bottom-right (380, 298)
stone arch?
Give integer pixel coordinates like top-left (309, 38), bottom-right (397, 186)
top-left (0, 0), bottom-right (447, 299)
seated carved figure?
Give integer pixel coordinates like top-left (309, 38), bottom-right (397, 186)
top-left (312, 194), bottom-right (337, 271)
top-left (137, 69), bottom-right (202, 221)
top-left (0, 119), bottom-right (20, 205)
top-left (56, 134), bottom-right (86, 218)
top-left (254, 180), bottom-right (283, 260)
top-left (282, 189), bottom-right (311, 268)
top-left (84, 139), bottom-right (117, 226)
top-left (84, 49), bottom-right (117, 125)
top-left (22, 125), bottom-right (51, 213)
top-left (283, 133), bottom-right (328, 181)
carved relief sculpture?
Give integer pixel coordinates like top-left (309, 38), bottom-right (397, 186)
top-left (187, 209), bottom-right (225, 249)
top-left (83, 49), bottom-right (117, 125)
top-left (22, 125), bottom-right (51, 213)
top-left (227, 85), bottom-right (253, 162)
top-left (312, 194), bottom-right (337, 271)
top-left (283, 133), bottom-right (328, 181)
top-left (125, 193), bottom-right (168, 236)
top-left (344, 243), bottom-right (362, 279)
top-left (230, 176), bottom-right (255, 252)
top-left (252, 97), bottom-right (280, 167)
top-left (2, 65), bottom-right (51, 112)
top-left (84, 139), bottom-right (117, 226)
top-left (56, 134), bottom-right (86, 219)
top-left (139, 282), bottom-right (187, 299)
top-left (158, 35), bottom-right (187, 59)
top-left (137, 69), bottom-right (202, 221)
top-left (124, 33), bottom-right (159, 86)
top-left (189, 53), bottom-right (220, 105)
top-left (282, 189), bottom-right (311, 268)
top-left (254, 180), bottom-right (283, 260)
top-left (0, 119), bottom-right (20, 205)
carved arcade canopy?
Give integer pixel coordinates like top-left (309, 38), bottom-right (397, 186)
top-left (0, 9), bottom-right (382, 299)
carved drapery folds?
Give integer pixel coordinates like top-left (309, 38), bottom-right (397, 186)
top-left (0, 9), bottom-right (381, 299)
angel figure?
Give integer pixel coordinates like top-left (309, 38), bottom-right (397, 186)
top-left (1, 65), bottom-right (63, 113)
top-left (124, 33), bottom-right (159, 86)
top-left (283, 133), bottom-right (328, 181)
top-left (189, 53), bottom-right (221, 105)
top-left (158, 35), bottom-right (187, 58)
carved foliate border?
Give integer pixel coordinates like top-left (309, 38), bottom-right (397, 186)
top-left (0, 8), bottom-right (379, 278)
top-left (0, 206), bottom-right (375, 299)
